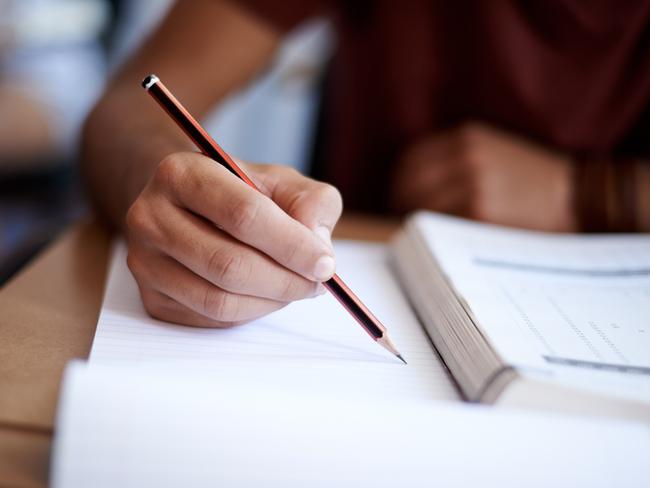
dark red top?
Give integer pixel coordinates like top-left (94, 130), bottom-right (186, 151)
top-left (236, 0), bottom-right (650, 213)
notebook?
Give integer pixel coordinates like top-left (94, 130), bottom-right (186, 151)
top-left (393, 212), bottom-right (650, 420)
top-left (51, 360), bottom-right (650, 487)
top-left (88, 240), bottom-right (459, 402)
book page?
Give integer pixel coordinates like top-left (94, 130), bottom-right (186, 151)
top-left (89, 240), bottom-right (458, 403)
top-left (413, 212), bottom-right (650, 402)
top-left (51, 361), bottom-right (650, 488)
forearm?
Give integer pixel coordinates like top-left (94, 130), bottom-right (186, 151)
top-left (81, 0), bottom-right (280, 229)
top-left (81, 85), bottom-right (190, 227)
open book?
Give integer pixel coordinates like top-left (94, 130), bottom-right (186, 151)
top-left (85, 212), bottom-right (649, 420)
top-left (393, 212), bottom-right (650, 420)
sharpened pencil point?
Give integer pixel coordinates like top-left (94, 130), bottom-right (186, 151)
top-left (377, 334), bottom-right (406, 364)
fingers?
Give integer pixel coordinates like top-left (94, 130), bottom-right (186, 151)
top-left (138, 288), bottom-right (248, 328)
top-left (157, 153), bottom-right (337, 282)
top-left (128, 194), bottom-right (324, 301)
top-left (128, 244), bottom-right (290, 327)
top-left (251, 164), bottom-right (343, 244)
top-left (126, 152), bottom-right (342, 329)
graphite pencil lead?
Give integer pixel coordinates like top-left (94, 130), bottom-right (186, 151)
top-left (376, 334), bottom-right (406, 364)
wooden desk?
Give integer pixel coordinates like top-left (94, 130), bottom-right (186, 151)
top-left (0, 215), bottom-right (400, 487)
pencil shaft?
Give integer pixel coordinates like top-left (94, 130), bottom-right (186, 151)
top-left (323, 275), bottom-right (384, 339)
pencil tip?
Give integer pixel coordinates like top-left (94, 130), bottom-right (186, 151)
top-left (376, 335), bottom-right (407, 364)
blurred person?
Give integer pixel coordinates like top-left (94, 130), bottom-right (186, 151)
top-left (0, 0), bottom-right (108, 170)
top-left (0, 0), bottom-right (107, 281)
top-left (82, 0), bottom-right (650, 328)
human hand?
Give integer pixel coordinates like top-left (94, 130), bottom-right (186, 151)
top-left (391, 123), bottom-right (577, 231)
top-left (125, 152), bottom-right (342, 327)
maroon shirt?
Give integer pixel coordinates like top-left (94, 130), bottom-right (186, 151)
top-left (236, 0), bottom-right (650, 213)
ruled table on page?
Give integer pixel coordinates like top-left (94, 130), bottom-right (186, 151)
top-left (90, 240), bottom-right (459, 403)
top-left (415, 213), bottom-right (650, 402)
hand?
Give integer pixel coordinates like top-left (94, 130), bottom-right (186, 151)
top-left (125, 152), bottom-right (342, 327)
top-left (391, 123), bottom-right (577, 231)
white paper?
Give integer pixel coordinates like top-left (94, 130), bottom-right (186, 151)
top-left (51, 361), bottom-right (650, 488)
top-left (414, 212), bottom-right (650, 401)
top-left (89, 240), bottom-right (458, 403)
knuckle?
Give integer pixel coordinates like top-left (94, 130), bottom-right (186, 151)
top-left (228, 196), bottom-right (261, 235)
top-left (284, 189), bottom-right (310, 216)
top-left (207, 248), bottom-right (249, 289)
top-left (279, 235), bottom-right (303, 268)
top-left (126, 249), bottom-right (143, 278)
top-left (125, 200), bottom-right (161, 244)
top-left (269, 163), bottom-right (299, 178)
top-left (202, 287), bottom-right (239, 322)
top-left (316, 183), bottom-right (343, 216)
top-left (125, 200), bottom-right (148, 234)
top-left (155, 154), bottom-right (188, 189)
top-left (143, 301), bottom-right (163, 320)
top-left (278, 275), bottom-right (303, 301)
top-left (140, 290), bottom-right (167, 320)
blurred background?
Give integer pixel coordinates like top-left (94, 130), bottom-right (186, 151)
top-left (0, 0), bottom-right (332, 284)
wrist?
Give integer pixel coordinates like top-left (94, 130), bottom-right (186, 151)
top-left (122, 126), bottom-right (193, 219)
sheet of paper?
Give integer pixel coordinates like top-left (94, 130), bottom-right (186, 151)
top-left (51, 361), bottom-right (650, 488)
top-left (414, 212), bottom-right (650, 401)
top-left (89, 240), bottom-right (458, 402)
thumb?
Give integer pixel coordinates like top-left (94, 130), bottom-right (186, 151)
top-left (249, 164), bottom-right (343, 246)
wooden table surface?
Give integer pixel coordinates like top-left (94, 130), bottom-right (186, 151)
top-left (0, 214), bottom-right (401, 487)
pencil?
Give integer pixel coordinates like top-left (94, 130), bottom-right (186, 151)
top-left (141, 74), bottom-right (406, 364)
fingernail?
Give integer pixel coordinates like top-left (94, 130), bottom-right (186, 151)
top-left (314, 225), bottom-right (332, 247)
top-left (313, 255), bottom-right (335, 281)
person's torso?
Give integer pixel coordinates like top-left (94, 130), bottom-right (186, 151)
top-left (315, 0), bottom-right (650, 212)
